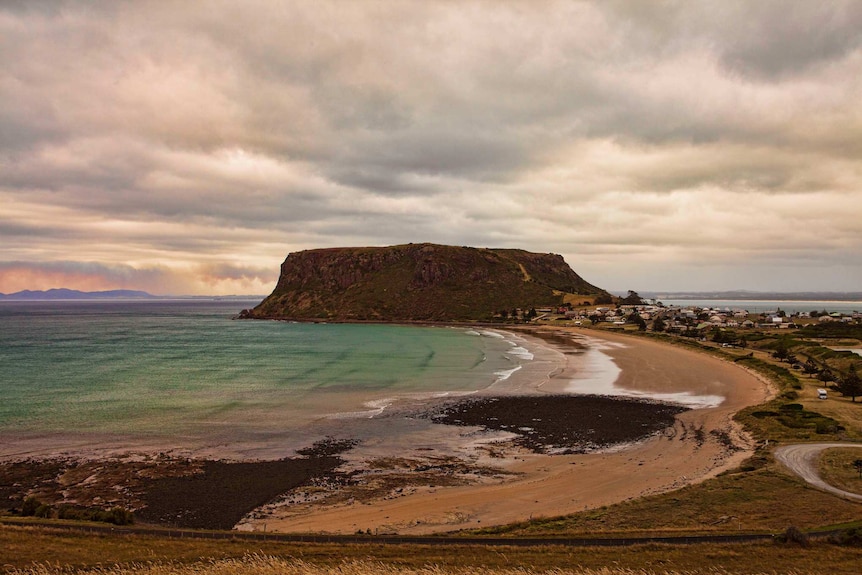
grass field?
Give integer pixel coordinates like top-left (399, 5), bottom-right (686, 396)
top-left (818, 448), bottom-right (862, 496)
top-left (3, 524), bottom-right (862, 575)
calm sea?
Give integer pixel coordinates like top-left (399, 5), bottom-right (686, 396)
top-left (0, 300), bottom-right (524, 452)
top-left (661, 299), bottom-right (862, 315)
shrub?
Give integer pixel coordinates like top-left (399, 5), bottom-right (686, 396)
top-left (34, 503), bottom-right (52, 518)
top-left (777, 525), bottom-right (810, 547)
top-left (20, 496), bottom-right (41, 516)
top-left (780, 403), bottom-right (804, 412)
top-left (829, 527), bottom-right (862, 546)
top-left (815, 420), bottom-right (840, 434)
top-left (106, 506), bottom-right (134, 525)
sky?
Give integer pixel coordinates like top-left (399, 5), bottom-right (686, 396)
top-left (1, 1), bottom-right (861, 296)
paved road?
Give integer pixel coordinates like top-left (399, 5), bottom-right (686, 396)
top-left (774, 443), bottom-right (862, 502)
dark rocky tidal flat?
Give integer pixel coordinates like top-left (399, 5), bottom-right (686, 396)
top-left (426, 395), bottom-right (688, 453)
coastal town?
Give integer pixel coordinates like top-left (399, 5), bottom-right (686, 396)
top-left (530, 299), bottom-right (862, 333)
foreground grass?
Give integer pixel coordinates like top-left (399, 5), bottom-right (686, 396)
top-left (3, 525), bottom-right (862, 575)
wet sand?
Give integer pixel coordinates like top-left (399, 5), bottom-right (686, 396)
top-left (255, 327), bottom-right (772, 535)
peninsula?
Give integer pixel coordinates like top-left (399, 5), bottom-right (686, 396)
top-left (242, 243), bottom-right (609, 321)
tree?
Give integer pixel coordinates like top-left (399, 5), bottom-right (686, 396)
top-left (854, 459), bottom-right (862, 479)
top-left (803, 358), bottom-right (820, 377)
top-left (836, 365), bottom-right (862, 402)
top-left (620, 290), bottom-right (644, 305)
top-left (818, 368), bottom-right (836, 384)
top-left (652, 317), bottom-right (666, 333)
top-left (628, 313), bottom-right (646, 331)
top-left (738, 335), bottom-right (748, 349)
top-left (772, 340), bottom-right (790, 362)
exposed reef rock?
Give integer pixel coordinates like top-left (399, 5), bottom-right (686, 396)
top-left (245, 243), bottom-right (608, 321)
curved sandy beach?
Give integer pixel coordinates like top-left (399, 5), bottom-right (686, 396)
top-left (258, 327), bottom-right (772, 535)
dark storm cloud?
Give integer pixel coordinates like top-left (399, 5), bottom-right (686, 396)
top-left (711, 1), bottom-right (862, 79)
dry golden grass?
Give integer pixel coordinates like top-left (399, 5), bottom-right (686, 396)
top-left (4, 525), bottom-right (862, 575)
top-left (5, 553), bottom-right (862, 575)
top-left (818, 448), bottom-right (862, 496)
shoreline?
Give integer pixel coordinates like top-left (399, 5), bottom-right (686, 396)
top-left (1, 325), bottom-right (773, 535)
top-left (245, 326), bottom-right (772, 535)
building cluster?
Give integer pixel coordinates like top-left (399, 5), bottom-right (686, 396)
top-left (556, 303), bottom-right (861, 331)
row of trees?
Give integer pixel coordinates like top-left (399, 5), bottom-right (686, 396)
top-left (771, 341), bottom-right (862, 402)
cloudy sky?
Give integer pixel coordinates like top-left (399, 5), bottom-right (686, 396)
top-left (2, 1), bottom-right (861, 296)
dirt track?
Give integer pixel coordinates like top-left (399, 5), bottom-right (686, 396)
top-left (774, 443), bottom-right (862, 502)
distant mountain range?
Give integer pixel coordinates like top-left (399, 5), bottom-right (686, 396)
top-left (0, 288), bottom-right (155, 300)
top-left (638, 290), bottom-right (862, 301)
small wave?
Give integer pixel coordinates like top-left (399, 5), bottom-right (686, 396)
top-left (329, 397), bottom-right (395, 419)
top-left (494, 365), bottom-right (523, 382)
top-left (506, 345), bottom-right (535, 361)
top-left (589, 389), bottom-right (725, 409)
top-left (645, 391), bottom-right (724, 409)
top-left (479, 330), bottom-right (506, 339)
top-left (430, 390), bottom-right (479, 399)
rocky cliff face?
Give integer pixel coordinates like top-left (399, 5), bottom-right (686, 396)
top-left (247, 243), bottom-right (607, 321)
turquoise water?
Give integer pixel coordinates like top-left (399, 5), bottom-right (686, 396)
top-left (0, 301), bottom-right (519, 440)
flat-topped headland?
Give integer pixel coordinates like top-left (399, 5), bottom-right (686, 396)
top-left (241, 243), bottom-right (609, 322)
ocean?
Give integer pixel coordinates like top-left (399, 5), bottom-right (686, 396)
top-left (0, 300), bottom-right (539, 458)
top-left (661, 299), bottom-right (862, 314)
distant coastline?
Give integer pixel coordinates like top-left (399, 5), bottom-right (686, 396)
top-left (0, 289), bottom-right (265, 301)
top-left (639, 290), bottom-right (862, 302)
top-left (0, 288), bottom-right (154, 301)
